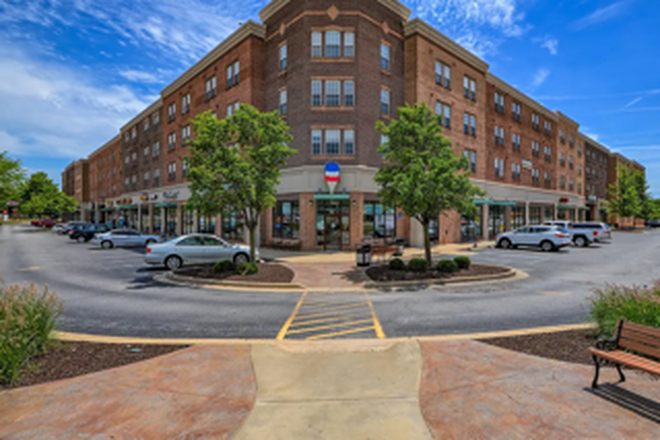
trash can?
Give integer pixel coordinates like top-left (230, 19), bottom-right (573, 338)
top-left (394, 238), bottom-right (405, 257)
top-left (356, 243), bottom-right (372, 267)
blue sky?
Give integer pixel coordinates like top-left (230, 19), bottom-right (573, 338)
top-left (1, 0), bottom-right (659, 193)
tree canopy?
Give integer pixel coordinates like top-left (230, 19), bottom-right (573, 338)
top-left (187, 105), bottom-right (296, 261)
top-left (19, 172), bottom-right (78, 219)
top-left (608, 164), bottom-right (642, 224)
top-left (0, 151), bottom-right (25, 208)
top-left (375, 103), bottom-right (484, 264)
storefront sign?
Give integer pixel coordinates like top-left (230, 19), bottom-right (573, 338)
top-left (588, 195), bottom-right (597, 202)
top-left (324, 162), bottom-right (340, 194)
top-left (163, 191), bottom-right (179, 200)
top-left (559, 197), bottom-right (569, 204)
top-left (6, 200), bottom-right (19, 207)
top-left (140, 193), bottom-right (149, 201)
top-left (522, 159), bottom-right (533, 171)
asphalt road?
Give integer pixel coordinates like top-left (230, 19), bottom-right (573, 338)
top-left (1, 224), bottom-right (658, 339)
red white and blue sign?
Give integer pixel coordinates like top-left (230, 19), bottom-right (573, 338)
top-left (325, 162), bottom-right (340, 193)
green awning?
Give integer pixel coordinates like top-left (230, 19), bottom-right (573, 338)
top-left (473, 199), bottom-right (493, 205)
top-left (117, 205), bottom-right (138, 210)
top-left (473, 200), bottom-right (516, 206)
top-left (313, 194), bottom-right (350, 200)
top-left (155, 202), bottom-right (178, 208)
top-left (493, 201), bottom-right (517, 207)
top-left (101, 208), bottom-right (114, 212)
top-left (558, 205), bottom-right (575, 210)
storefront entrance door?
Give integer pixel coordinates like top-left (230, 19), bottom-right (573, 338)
top-left (316, 200), bottom-right (350, 251)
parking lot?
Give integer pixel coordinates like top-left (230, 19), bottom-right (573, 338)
top-left (1, 224), bottom-right (659, 339)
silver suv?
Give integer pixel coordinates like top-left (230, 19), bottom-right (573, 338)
top-left (543, 221), bottom-right (611, 247)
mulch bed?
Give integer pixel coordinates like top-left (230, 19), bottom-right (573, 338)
top-left (479, 329), bottom-right (598, 365)
top-left (1, 341), bottom-right (188, 391)
top-left (366, 263), bottom-right (509, 282)
top-left (174, 263), bottom-right (295, 284)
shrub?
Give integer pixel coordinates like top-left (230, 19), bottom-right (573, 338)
top-left (0, 284), bottom-right (62, 384)
top-left (453, 256), bottom-right (471, 270)
top-left (236, 262), bottom-right (259, 276)
top-left (214, 260), bottom-right (236, 273)
top-left (437, 259), bottom-right (459, 273)
top-left (590, 283), bottom-right (660, 336)
top-left (408, 258), bottom-right (429, 273)
top-left (389, 258), bottom-right (406, 271)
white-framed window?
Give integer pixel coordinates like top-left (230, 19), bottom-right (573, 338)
top-left (152, 112), bottom-right (160, 126)
top-left (279, 89), bottom-right (287, 115)
top-left (311, 79), bottom-right (355, 107)
top-left (380, 134), bottom-right (389, 158)
top-left (559, 129), bottom-right (566, 143)
top-left (544, 120), bottom-right (552, 134)
top-left (311, 80), bottom-right (322, 106)
top-left (168, 103), bottom-right (176, 121)
top-left (532, 169), bottom-right (540, 185)
top-left (435, 101), bottom-right (451, 129)
top-left (182, 157), bottom-right (190, 177)
top-left (463, 76), bottom-right (476, 100)
top-left (153, 168), bottom-right (160, 178)
top-left (569, 156), bottom-right (574, 169)
top-left (511, 102), bottom-right (521, 121)
top-left (131, 152), bottom-right (137, 162)
top-left (381, 43), bottom-right (390, 70)
top-left (512, 133), bottom-right (521, 151)
top-left (325, 80), bottom-right (341, 107)
top-left (311, 32), bottom-right (322, 58)
top-left (494, 126), bottom-right (505, 145)
top-left (143, 146), bottom-right (150, 157)
top-left (494, 92), bottom-right (505, 113)
top-left (532, 113), bottom-right (540, 129)
top-left (227, 101), bottom-right (240, 117)
top-left (544, 146), bottom-right (552, 161)
top-left (494, 158), bottom-right (505, 178)
top-left (143, 119), bottom-right (150, 132)
top-left (325, 31), bottom-right (341, 57)
top-left (131, 127), bottom-right (137, 139)
top-left (181, 125), bottom-right (191, 144)
top-left (569, 134), bottom-right (575, 147)
top-left (435, 61), bottom-right (451, 88)
top-left (144, 171), bottom-right (150, 182)
top-left (325, 129), bottom-right (341, 155)
top-left (511, 163), bottom-right (521, 181)
top-left (464, 149), bottom-right (476, 173)
top-left (226, 61), bottom-right (240, 88)
top-left (168, 162), bottom-right (177, 181)
top-left (381, 89), bottom-right (390, 115)
top-left (279, 44), bottom-right (288, 70)
top-left (311, 130), bottom-right (322, 155)
top-left (532, 141), bottom-right (540, 157)
top-left (560, 175), bottom-right (566, 190)
top-left (344, 129), bottom-right (355, 155)
top-left (153, 142), bottom-right (160, 157)
top-left (344, 32), bottom-right (355, 57)
top-left (311, 129), bottom-right (356, 156)
top-left (344, 81), bottom-right (355, 106)
top-left (181, 94), bottom-right (190, 114)
top-left (124, 156), bottom-right (129, 165)
top-left (205, 76), bottom-right (217, 100)
top-left (168, 132), bottom-right (176, 151)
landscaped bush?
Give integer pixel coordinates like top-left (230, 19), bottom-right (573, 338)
top-left (236, 262), bottom-right (259, 276)
top-left (437, 259), bottom-right (459, 273)
top-left (408, 258), bottom-right (429, 273)
top-left (0, 284), bottom-right (61, 384)
top-left (389, 258), bottom-right (406, 271)
top-left (453, 256), bottom-right (471, 270)
top-left (590, 283), bottom-right (660, 336)
top-left (213, 260), bottom-right (236, 273)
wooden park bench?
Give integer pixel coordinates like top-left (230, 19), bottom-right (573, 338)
top-left (588, 320), bottom-right (660, 389)
top-left (369, 239), bottom-right (404, 263)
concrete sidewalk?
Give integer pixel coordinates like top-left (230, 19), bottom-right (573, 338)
top-left (2, 339), bottom-right (658, 439)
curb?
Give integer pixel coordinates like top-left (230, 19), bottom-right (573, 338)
top-left (160, 272), bottom-right (306, 290)
top-left (363, 265), bottom-right (517, 289)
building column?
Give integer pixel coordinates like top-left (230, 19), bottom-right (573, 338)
top-left (481, 204), bottom-right (490, 241)
top-left (160, 207), bottom-right (166, 234)
top-left (525, 201), bottom-right (530, 226)
top-left (176, 203), bottom-right (183, 236)
top-left (215, 214), bottom-right (222, 237)
top-left (504, 206), bottom-right (512, 232)
top-left (148, 204), bottom-right (154, 235)
top-left (137, 205), bottom-right (142, 232)
top-left (193, 210), bottom-right (199, 233)
top-left (554, 203), bottom-right (559, 221)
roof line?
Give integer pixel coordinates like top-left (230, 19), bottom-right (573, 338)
top-left (486, 73), bottom-right (558, 120)
top-left (259, 0), bottom-right (411, 22)
top-left (120, 99), bottom-right (163, 133)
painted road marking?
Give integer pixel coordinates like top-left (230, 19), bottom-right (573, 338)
top-left (277, 291), bottom-right (386, 340)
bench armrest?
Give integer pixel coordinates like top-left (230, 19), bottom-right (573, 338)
top-left (595, 337), bottom-right (618, 351)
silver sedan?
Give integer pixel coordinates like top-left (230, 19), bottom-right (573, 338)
top-left (144, 234), bottom-right (257, 270)
top-left (91, 229), bottom-right (162, 249)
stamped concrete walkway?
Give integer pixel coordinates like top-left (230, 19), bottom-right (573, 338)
top-left (2, 339), bottom-right (658, 439)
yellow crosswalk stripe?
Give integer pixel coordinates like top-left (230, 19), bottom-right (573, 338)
top-left (289, 313), bottom-right (372, 328)
top-left (286, 318), bottom-right (375, 335)
top-left (306, 326), bottom-right (376, 340)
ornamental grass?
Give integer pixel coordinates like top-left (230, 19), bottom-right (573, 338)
top-left (590, 282), bottom-right (660, 337)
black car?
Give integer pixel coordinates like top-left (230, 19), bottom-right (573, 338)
top-left (70, 224), bottom-right (110, 243)
top-left (59, 221), bottom-right (87, 235)
top-left (646, 219), bottom-right (660, 228)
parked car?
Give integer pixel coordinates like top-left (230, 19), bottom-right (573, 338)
top-left (542, 221), bottom-right (611, 247)
top-left (497, 226), bottom-right (571, 252)
top-left (144, 234), bottom-right (258, 270)
top-left (91, 229), bottom-right (161, 249)
top-left (60, 221), bottom-right (87, 235)
top-left (30, 220), bottom-right (40, 226)
top-left (646, 219), bottom-right (660, 228)
top-left (38, 218), bottom-right (58, 228)
top-left (51, 223), bottom-right (67, 234)
top-left (69, 224), bottom-right (110, 243)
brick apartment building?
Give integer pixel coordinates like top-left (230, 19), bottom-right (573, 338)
top-left (63, 0), bottom-right (645, 250)
top-left (61, 159), bottom-right (89, 220)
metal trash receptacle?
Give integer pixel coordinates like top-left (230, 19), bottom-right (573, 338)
top-left (356, 243), bottom-right (372, 267)
top-left (394, 238), bottom-right (405, 257)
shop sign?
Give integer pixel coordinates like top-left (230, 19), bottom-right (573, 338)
top-left (588, 195), bottom-right (597, 202)
top-left (324, 162), bottom-right (340, 194)
top-left (559, 197), bottom-right (569, 204)
top-left (140, 193), bottom-right (149, 201)
top-left (522, 159), bottom-right (533, 171)
top-left (6, 200), bottom-right (19, 207)
top-left (163, 191), bottom-right (179, 200)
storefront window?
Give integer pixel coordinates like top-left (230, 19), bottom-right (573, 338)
top-left (197, 214), bottom-right (216, 234)
top-left (153, 209), bottom-right (162, 234)
top-left (511, 206), bottom-right (525, 229)
top-left (461, 212), bottom-right (482, 242)
top-left (140, 207), bottom-right (150, 233)
top-left (544, 207), bottom-right (554, 222)
top-left (165, 207), bottom-right (178, 236)
top-left (363, 202), bottom-right (396, 240)
top-left (489, 206), bottom-right (506, 239)
top-left (222, 210), bottom-right (244, 242)
top-left (316, 200), bottom-right (350, 250)
top-left (182, 207), bottom-right (195, 235)
top-left (529, 207), bottom-right (542, 225)
top-left (273, 201), bottom-right (300, 239)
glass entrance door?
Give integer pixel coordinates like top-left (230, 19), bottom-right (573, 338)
top-left (316, 200), bottom-right (350, 251)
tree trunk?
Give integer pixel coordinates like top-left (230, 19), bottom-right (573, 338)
top-left (423, 220), bottom-right (431, 265)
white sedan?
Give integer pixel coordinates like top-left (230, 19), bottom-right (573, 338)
top-left (496, 226), bottom-right (571, 252)
top-left (144, 234), bottom-right (258, 270)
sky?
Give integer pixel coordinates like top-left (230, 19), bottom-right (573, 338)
top-left (0, 0), bottom-right (659, 193)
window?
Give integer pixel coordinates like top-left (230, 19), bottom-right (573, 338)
top-left (325, 129), bottom-right (341, 155)
top-left (143, 119), bottom-right (150, 133)
top-left (463, 113), bottom-right (476, 136)
top-left (544, 120), bottom-right (552, 136)
top-left (273, 201), bottom-right (300, 239)
top-left (221, 210), bottom-right (244, 242)
top-left (123, 133), bottom-right (129, 145)
top-left (153, 142), bottom-right (160, 157)
top-left (578, 164), bottom-right (583, 177)
top-left (167, 103), bottom-right (176, 122)
top-left (569, 156), bottom-right (574, 170)
top-left (344, 130), bottom-right (355, 155)
top-left (578, 145), bottom-right (583, 157)
top-left (325, 31), bottom-right (341, 57)
top-left (560, 175), bottom-right (566, 190)
top-left (494, 92), bottom-right (505, 113)
top-left (312, 130), bottom-right (322, 155)
top-left (470, 115), bottom-right (476, 137)
top-left (168, 162), bottom-right (177, 181)
top-left (143, 146), bottom-right (150, 157)
top-left (181, 94), bottom-right (190, 115)
top-left (363, 202), bottom-right (396, 239)
top-left (326, 80), bottom-right (341, 107)
top-left (279, 44), bottom-right (288, 70)
top-left (569, 135), bottom-right (575, 147)
top-left (152, 113), bottom-right (160, 126)
top-left (494, 158), bottom-right (505, 178)
top-left (278, 90), bottom-right (287, 115)
top-left (463, 76), bottom-right (476, 100)
top-left (435, 61), bottom-right (451, 89)
top-left (511, 102), bottom-right (521, 121)
top-left (532, 141), bottom-right (540, 157)
top-left (435, 101), bottom-right (451, 129)
top-left (226, 61), bottom-right (240, 88)
top-left (132, 152), bottom-right (137, 162)
top-left (560, 130), bottom-right (566, 143)
top-left (131, 127), bottom-right (137, 139)
top-left (577, 183), bottom-right (582, 194)
top-left (144, 171), bottom-right (150, 182)
top-left (512, 133), bottom-right (521, 152)
top-left (532, 169), bottom-right (540, 185)
top-left (181, 125), bottom-right (191, 145)
top-left (344, 81), bottom-right (355, 106)
top-left (560, 153), bottom-right (566, 167)
top-left (494, 126), bottom-right (505, 146)
top-left (544, 171), bottom-right (551, 188)
top-left (182, 158), bottom-right (190, 177)
top-left (544, 146), bottom-right (552, 162)
top-left (311, 80), bottom-right (322, 106)
top-left (205, 76), bottom-right (217, 100)
top-left (381, 43), bottom-right (390, 70)
top-left (311, 32), bottom-right (322, 58)
top-left (511, 163), bottom-right (521, 181)
top-left (569, 178), bottom-right (575, 192)
top-left (168, 132), bottom-right (176, 151)
top-left (381, 89), bottom-right (390, 115)
top-left (227, 101), bottom-right (239, 117)
top-left (532, 113), bottom-right (540, 130)
top-left (344, 32), bottom-right (355, 57)
top-left (380, 135), bottom-right (389, 158)
top-left (464, 150), bottom-right (476, 173)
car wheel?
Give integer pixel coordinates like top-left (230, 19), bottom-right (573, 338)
top-left (101, 240), bottom-right (113, 249)
top-left (233, 253), bottom-right (249, 265)
top-left (165, 255), bottom-right (183, 271)
top-left (574, 236), bottom-right (587, 248)
top-left (499, 238), bottom-right (512, 249)
top-left (76, 236), bottom-right (86, 244)
top-left (541, 240), bottom-right (554, 252)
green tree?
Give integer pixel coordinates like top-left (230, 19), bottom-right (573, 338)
top-left (0, 151), bottom-right (25, 208)
top-left (608, 164), bottom-right (641, 227)
top-left (632, 168), bottom-right (652, 221)
top-left (375, 103), bottom-right (484, 265)
top-left (19, 172), bottom-right (78, 219)
top-left (187, 105), bottom-right (296, 262)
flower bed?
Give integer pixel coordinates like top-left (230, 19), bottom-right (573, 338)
top-left (174, 263), bottom-right (295, 284)
top-left (366, 262), bottom-right (510, 282)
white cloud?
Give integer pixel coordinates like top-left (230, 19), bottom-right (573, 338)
top-left (532, 68), bottom-right (550, 87)
top-left (537, 36), bottom-right (558, 55)
top-left (623, 96), bottom-right (642, 109)
top-left (119, 69), bottom-right (167, 84)
top-left (572, 1), bottom-right (628, 31)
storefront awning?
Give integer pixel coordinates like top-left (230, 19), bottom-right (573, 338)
top-left (100, 208), bottom-right (114, 212)
top-left (313, 194), bottom-right (350, 201)
top-left (558, 204), bottom-right (575, 210)
top-left (473, 200), bottom-right (517, 206)
top-left (117, 205), bottom-right (138, 210)
top-left (155, 202), bottom-right (178, 208)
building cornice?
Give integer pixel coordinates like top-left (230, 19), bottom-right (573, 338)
top-left (120, 100), bottom-right (163, 133)
top-left (89, 135), bottom-right (121, 159)
top-left (405, 18), bottom-right (489, 73)
top-left (161, 21), bottom-right (265, 98)
top-left (260, 0), bottom-right (411, 23)
top-left (555, 111), bottom-right (579, 128)
top-left (578, 133), bottom-right (610, 155)
top-left (486, 73), bottom-right (558, 120)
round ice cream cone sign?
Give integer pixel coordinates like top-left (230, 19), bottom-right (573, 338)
top-left (325, 162), bottom-right (340, 194)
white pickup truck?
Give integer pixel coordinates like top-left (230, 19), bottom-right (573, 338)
top-left (543, 221), bottom-right (612, 247)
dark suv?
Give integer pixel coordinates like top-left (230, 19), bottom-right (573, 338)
top-left (69, 224), bottom-right (110, 243)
